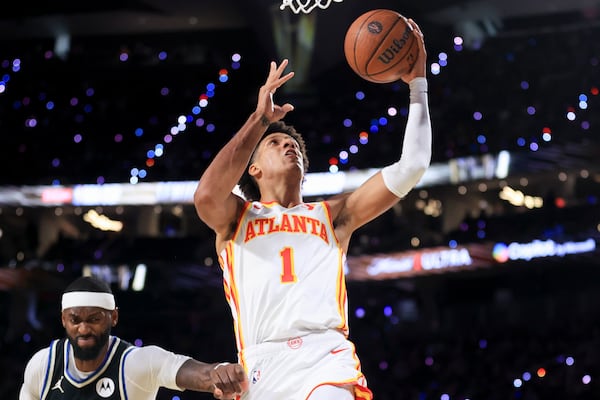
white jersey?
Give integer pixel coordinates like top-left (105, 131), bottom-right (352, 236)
top-left (19, 336), bottom-right (190, 400)
top-left (219, 201), bottom-right (349, 352)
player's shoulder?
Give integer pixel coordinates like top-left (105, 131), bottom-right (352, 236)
top-left (23, 344), bottom-right (53, 377)
top-left (122, 344), bottom-right (175, 360)
top-left (29, 346), bottom-right (51, 363)
top-left (31, 338), bottom-right (65, 361)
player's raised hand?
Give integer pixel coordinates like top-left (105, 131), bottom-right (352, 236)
top-left (401, 19), bottom-right (427, 84)
top-left (256, 59), bottom-right (295, 124)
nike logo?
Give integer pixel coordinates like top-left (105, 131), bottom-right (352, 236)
top-left (330, 348), bottom-right (349, 355)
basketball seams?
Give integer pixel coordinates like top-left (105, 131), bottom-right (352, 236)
top-left (361, 9), bottom-right (395, 76)
top-left (365, 15), bottom-right (404, 80)
top-left (352, 9), bottom-right (379, 76)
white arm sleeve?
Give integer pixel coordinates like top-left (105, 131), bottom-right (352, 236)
top-left (381, 77), bottom-right (432, 198)
top-left (19, 348), bottom-right (49, 400)
top-left (124, 345), bottom-right (191, 395)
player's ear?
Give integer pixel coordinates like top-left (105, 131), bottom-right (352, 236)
top-left (111, 308), bottom-right (119, 327)
top-left (248, 163), bottom-right (261, 178)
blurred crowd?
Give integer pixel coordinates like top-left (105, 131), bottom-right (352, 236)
top-left (1, 19), bottom-right (598, 185)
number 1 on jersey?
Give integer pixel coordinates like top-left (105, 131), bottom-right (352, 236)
top-left (279, 247), bottom-right (297, 283)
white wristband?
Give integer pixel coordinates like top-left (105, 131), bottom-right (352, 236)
top-left (409, 77), bottom-right (428, 102)
top-left (213, 362), bottom-right (231, 370)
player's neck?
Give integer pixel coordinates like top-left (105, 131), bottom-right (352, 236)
top-left (260, 197), bottom-right (303, 208)
top-left (260, 193), bottom-right (302, 208)
top-left (259, 180), bottom-right (302, 207)
top-left (73, 352), bottom-right (106, 373)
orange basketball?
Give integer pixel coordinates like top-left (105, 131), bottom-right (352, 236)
top-left (344, 9), bottom-right (419, 83)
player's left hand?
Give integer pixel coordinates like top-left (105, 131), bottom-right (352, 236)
top-left (210, 362), bottom-right (249, 399)
top-left (255, 59), bottom-right (295, 125)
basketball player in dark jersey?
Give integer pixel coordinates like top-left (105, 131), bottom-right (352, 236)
top-left (19, 276), bottom-right (248, 400)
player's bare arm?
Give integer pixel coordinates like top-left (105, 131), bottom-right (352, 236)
top-left (194, 60), bottom-right (295, 243)
top-left (329, 173), bottom-right (406, 250)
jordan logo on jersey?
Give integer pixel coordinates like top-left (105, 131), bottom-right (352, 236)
top-left (51, 376), bottom-right (64, 393)
top-left (96, 377), bottom-right (116, 398)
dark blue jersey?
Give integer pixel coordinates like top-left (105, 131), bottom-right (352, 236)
top-left (41, 337), bottom-right (135, 400)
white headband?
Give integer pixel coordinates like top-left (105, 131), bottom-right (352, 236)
top-left (61, 292), bottom-right (116, 311)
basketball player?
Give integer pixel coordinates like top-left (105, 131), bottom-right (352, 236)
top-left (19, 276), bottom-right (248, 400)
top-left (193, 19), bottom-right (430, 400)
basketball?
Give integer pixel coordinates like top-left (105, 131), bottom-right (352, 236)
top-left (344, 9), bottom-right (419, 83)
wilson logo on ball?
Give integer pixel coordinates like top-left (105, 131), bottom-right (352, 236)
top-left (377, 26), bottom-right (413, 64)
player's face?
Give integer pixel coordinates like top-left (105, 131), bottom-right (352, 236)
top-left (254, 132), bottom-right (304, 177)
top-left (62, 307), bottom-right (115, 361)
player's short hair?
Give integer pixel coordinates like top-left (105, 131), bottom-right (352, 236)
top-left (238, 121), bottom-right (309, 201)
top-left (64, 276), bottom-right (112, 294)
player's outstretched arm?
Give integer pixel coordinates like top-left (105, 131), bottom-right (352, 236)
top-left (194, 60), bottom-right (294, 239)
top-left (332, 18), bottom-right (431, 240)
top-left (176, 360), bottom-right (249, 399)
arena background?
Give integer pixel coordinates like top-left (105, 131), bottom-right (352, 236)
top-left (1, 0), bottom-right (599, 398)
